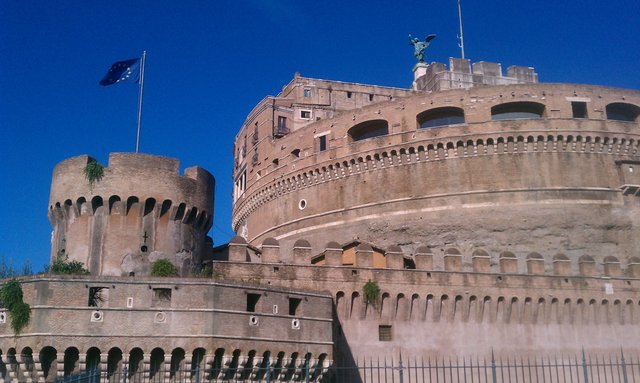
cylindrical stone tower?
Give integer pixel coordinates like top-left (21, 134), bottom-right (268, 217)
top-left (48, 152), bottom-right (215, 276)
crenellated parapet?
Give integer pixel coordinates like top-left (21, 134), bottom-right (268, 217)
top-left (48, 153), bottom-right (215, 276)
top-left (216, 237), bottom-right (640, 279)
top-left (212, 237), bottom-right (640, 357)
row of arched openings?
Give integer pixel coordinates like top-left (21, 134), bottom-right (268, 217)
top-left (2, 346), bottom-right (328, 382)
top-left (347, 102), bottom-right (640, 142)
top-left (335, 291), bottom-right (640, 325)
top-left (51, 196), bottom-right (211, 229)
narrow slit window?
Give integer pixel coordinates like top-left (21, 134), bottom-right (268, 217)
top-left (319, 135), bottom-right (327, 152)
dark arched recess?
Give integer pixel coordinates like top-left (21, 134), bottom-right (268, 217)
top-left (417, 107), bottom-right (465, 129)
top-left (348, 119), bottom-right (389, 141)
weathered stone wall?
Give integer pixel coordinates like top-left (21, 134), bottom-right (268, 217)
top-left (232, 82), bottom-right (640, 265)
top-left (48, 153), bottom-right (215, 276)
top-left (0, 276), bottom-right (332, 382)
top-left (210, 239), bottom-right (640, 358)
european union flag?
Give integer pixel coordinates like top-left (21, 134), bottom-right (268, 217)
top-left (99, 58), bottom-right (141, 86)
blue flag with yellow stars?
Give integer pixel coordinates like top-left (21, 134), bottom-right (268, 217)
top-left (99, 58), bottom-right (141, 86)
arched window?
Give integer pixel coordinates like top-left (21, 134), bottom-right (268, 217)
top-left (417, 107), bottom-right (465, 129)
top-left (491, 102), bottom-right (545, 120)
top-left (348, 119), bottom-right (389, 141)
top-left (606, 103), bottom-right (640, 122)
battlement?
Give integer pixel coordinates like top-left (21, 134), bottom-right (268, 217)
top-left (413, 58), bottom-right (538, 92)
top-left (213, 237), bottom-right (640, 279)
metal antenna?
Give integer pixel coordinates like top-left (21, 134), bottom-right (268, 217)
top-left (457, 0), bottom-right (466, 59)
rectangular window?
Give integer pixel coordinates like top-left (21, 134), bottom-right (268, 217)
top-left (300, 110), bottom-right (311, 119)
top-left (347, 91), bottom-right (352, 99)
top-left (303, 89), bottom-right (311, 97)
top-left (289, 298), bottom-right (302, 316)
top-left (379, 325), bottom-right (392, 341)
top-left (572, 101), bottom-right (588, 118)
top-left (246, 293), bottom-right (261, 312)
top-left (275, 116), bottom-right (288, 137)
top-left (88, 287), bottom-right (109, 307)
top-left (234, 169), bottom-right (247, 201)
top-left (369, 94), bottom-right (374, 101)
top-left (278, 116), bottom-right (287, 129)
top-left (152, 288), bottom-right (172, 308)
top-left (319, 135), bottom-right (327, 152)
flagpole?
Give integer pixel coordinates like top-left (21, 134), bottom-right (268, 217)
top-left (135, 51), bottom-right (146, 153)
top-left (457, 0), bottom-right (465, 59)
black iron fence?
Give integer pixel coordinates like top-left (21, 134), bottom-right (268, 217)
top-left (50, 350), bottom-right (640, 383)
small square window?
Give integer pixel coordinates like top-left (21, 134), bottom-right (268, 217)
top-left (246, 293), bottom-right (261, 312)
top-left (300, 110), bottom-right (311, 119)
top-left (379, 325), bottom-right (392, 341)
top-left (289, 298), bottom-right (302, 316)
top-left (88, 287), bottom-right (109, 307)
top-left (152, 288), bottom-right (172, 308)
top-left (303, 89), bottom-right (311, 97)
top-left (572, 102), bottom-right (588, 118)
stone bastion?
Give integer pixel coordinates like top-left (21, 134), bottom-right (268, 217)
top-left (231, 82), bottom-right (640, 267)
top-left (48, 153), bottom-right (215, 276)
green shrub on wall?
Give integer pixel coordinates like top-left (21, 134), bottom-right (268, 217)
top-left (0, 279), bottom-right (31, 334)
top-left (151, 259), bottom-right (178, 277)
top-left (50, 251), bottom-right (89, 275)
top-left (83, 159), bottom-right (104, 188)
top-left (363, 280), bottom-right (380, 307)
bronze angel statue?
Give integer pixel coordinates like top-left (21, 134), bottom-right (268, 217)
top-left (409, 34), bottom-right (436, 63)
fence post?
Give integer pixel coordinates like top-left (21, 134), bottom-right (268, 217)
top-left (621, 349), bottom-right (629, 383)
top-left (122, 366), bottom-right (127, 383)
top-left (195, 365), bottom-right (200, 383)
top-left (581, 349), bottom-right (589, 383)
top-left (399, 352), bottom-right (404, 383)
top-left (306, 357), bottom-right (310, 383)
top-left (266, 357), bottom-right (271, 383)
top-left (491, 350), bottom-right (497, 383)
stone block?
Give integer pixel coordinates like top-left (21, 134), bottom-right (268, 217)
top-left (228, 236), bottom-right (248, 262)
top-left (579, 259), bottom-right (597, 276)
top-left (527, 259), bottom-right (545, 275)
top-left (385, 245), bottom-right (404, 269)
top-left (324, 241), bottom-right (343, 266)
top-left (499, 256), bottom-right (518, 273)
top-left (552, 259), bottom-right (571, 275)
top-left (603, 261), bottom-right (622, 277)
top-left (355, 244), bottom-right (373, 268)
top-left (444, 254), bottom-right (462, 271)
top-left (293, 239), bottom-right (312, 265)
top-left (261, 238), bottom-right (280, 263)
top-left (472, 255), bottom-right (491, 273)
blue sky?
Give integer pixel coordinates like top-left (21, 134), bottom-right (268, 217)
top-left (1, 0), bottom-right (638, 271)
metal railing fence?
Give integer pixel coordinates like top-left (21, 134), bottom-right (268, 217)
top-left (45, 349), bottom-right (639, 383)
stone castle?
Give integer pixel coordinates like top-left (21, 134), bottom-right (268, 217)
top-left (0, 56), bottom-right (639, 382)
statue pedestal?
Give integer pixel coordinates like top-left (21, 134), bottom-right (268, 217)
top-left (412, 63), bottom-right (429, 90)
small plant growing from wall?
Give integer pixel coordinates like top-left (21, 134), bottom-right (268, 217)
top-left (83, 159), bottom-right (104, 189)
top-left (0, 279), bottom-right (31, 334)
top-left (150, 259), bottom-right (178, 277)
top-left (362, 280), bottom-right (380, 307)
top-left (49, 251), bottom-right (89, 275)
